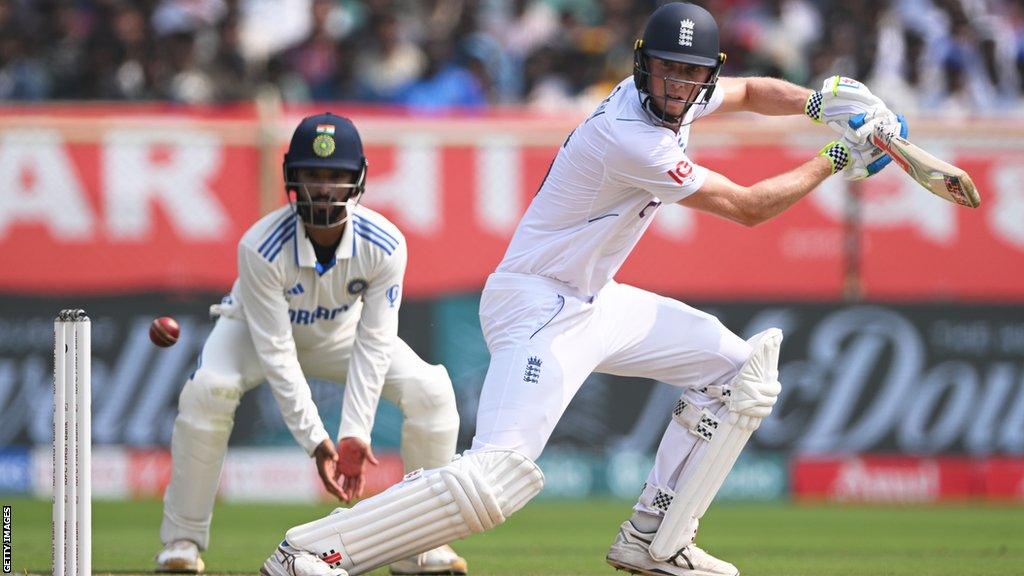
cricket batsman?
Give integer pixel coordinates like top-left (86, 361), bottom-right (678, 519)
top-left (155, 113), bottom-right (467, 576)
top-left (258, 4), bottom-right (907, 576)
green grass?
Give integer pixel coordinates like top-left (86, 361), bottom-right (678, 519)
top-left (5, 497), bottom-right (1023, 575)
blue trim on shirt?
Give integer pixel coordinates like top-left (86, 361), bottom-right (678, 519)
top-left (352, 220), bottom-right (398, 249)
top-left (260, 222), bottom-right (297, 260)
top-left (587, 213), bottom-right (620, 223)
top-left (354, 229), bottom-right (394, 255)
top-left (258, 213), bottom-right (295, 255)
top-left (316, 258), bottom-right (337, 275)
top-left (260, 223), bottom-right (295, 260)
top-left (266, 227), bottom-right (296, 262)
top-left (352, 215), bottom-right (399, 246)
top-left (352, 221), bottom-right (397, 251)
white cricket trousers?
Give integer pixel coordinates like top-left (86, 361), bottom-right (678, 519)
top-left (472, 272), bottom-right (751, 517)
top-left (160, 316), bottom-right (459, 550)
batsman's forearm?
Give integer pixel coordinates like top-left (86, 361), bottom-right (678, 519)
top-left (747, 156), bottom-right (833, 222)
top-left (743, 77), bottom-right (814, 116)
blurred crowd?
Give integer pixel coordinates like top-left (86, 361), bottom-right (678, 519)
top-left (1, 0), bottom-right (1022, 116)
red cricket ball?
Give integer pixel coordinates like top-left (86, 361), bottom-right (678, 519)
top-left (149, 316), bottom-right (180, 348)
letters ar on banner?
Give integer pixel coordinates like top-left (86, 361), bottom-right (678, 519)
top-left (0, 106), bottom-right (1022, 300)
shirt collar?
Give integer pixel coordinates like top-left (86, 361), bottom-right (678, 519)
top-left (294, 217), bottom-right (355, 270)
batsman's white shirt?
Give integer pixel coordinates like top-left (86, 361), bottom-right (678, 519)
top-left (497, 77), bottom-right (724, 297)
top-left (226, 204), bottom-right (406, 454)
top-left (473, 77), bottom-right (750, 508)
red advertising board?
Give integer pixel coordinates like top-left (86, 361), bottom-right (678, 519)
top-left (977, 459), bottom-right (1024, 500)
top-left (0, 109), bottom-right (261, 293)
top-left (1, 106), bottom-right (1021, 300)
top-left (27, 446), bottom-right (404, 501)
top-left (793, 456), bottom-right (1024, 503)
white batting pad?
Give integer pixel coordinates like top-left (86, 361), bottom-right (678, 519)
top-left (649, 329), bottom-right (783, 561)
top-left (285, 450), bottom-right (544, 575)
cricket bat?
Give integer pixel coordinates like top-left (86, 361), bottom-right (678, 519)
top-left (869, 123), bottom-right (981, 208)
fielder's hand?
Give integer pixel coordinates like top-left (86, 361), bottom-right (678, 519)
top-left (806, 76), bottom-right (889, 135)
top-left (314, 438), bottom-right (345, 501)
top-left (336, 436), bottom-right (379, 502)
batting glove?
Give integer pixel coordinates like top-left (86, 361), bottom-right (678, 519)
top-left (806, 75), bottom-right (889, 136)
top-left (846, 111), bottom-right (908, 180)
top-left (820, 111), bottom-right (908, 180)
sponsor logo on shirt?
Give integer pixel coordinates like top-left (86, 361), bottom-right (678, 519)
top-left (386, 284), bottom-right (401, 308)
top-left (666, 159), bottom-right (693, 185)
top-left (288, 305), bottom-right (350, 325)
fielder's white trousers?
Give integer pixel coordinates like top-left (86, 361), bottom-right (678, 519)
top-left (160, 316), bottom-right (458, 549)
top-left (472, 273), bottom-right (751, 517)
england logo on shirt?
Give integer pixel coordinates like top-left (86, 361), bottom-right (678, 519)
top-left (524, 356), bottom-right (543, 384)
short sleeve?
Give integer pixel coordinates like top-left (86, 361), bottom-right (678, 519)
top-left (605, 130), bottom-right (709, 204)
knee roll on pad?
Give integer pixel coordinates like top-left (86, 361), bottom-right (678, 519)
top-left (284, 449), bottom-right (544, 575)
top-left (702, 328), bottom-right (783, 427)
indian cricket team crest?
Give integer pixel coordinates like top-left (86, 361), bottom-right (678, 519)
top-left (347, 278), bottom-right (368, 295)
top-left (313, 124), bottom-right (336, 157)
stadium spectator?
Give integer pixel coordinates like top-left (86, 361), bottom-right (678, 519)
top-left (352, 13), bottom-right (426, 101)
top-left (0, 0), bottom-right (1020, 115)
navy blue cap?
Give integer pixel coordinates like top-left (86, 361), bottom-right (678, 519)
top-left (641, 2), bottom-right (720, 68)
top-left (283, 113), bottom-right (365, 177)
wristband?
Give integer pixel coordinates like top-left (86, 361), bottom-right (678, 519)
top-left (818, 141), bottom-right (849, 174)
top-left (805, 91), bottom-right (823, 122)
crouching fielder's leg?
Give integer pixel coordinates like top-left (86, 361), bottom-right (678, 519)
top-left (607, 329), bottom-right (783, 576)
top-left (263, 450), bottom-right (544, 576)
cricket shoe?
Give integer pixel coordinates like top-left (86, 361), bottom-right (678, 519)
top-left (261, 541), bottom-right (349, 576)
top-left (390, 544), bottom-right (468, 575)
top-left (606, 521), bottom-right (738, 576)
top-left (155, 539), bottom-right (205, 573)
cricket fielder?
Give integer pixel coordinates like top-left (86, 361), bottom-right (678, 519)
top-left (155, 113), bottom-right (467, 576)
top-left (260, 4), bottom-right (907, 576)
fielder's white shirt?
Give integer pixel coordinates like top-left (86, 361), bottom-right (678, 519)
top-left (229, 204), bottom-right (406, 454)
top-left (497, 77), bottom-right (723, 297)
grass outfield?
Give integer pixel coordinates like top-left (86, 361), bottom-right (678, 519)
top-left (6, 497), bottom-right (1022, 575)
